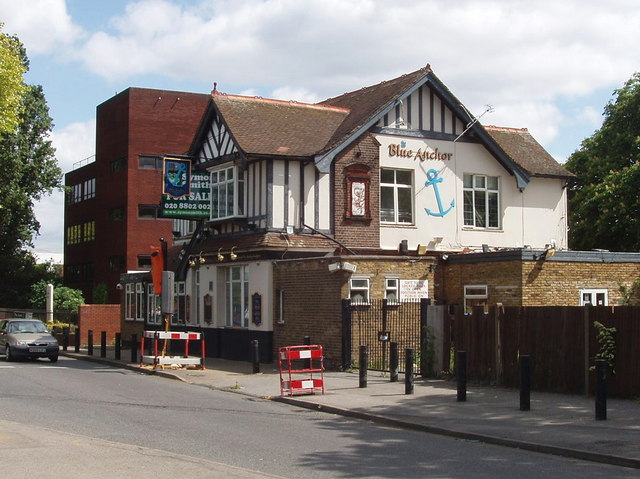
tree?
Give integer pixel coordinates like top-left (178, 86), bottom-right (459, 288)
top-left (0, 24), bottom-right (28, 135)
top-left (0, 33), bottom-right (63, 307)
top-left (30, 280), bottom-right (84, 313)
top-left (565, 73), bottom-right (640, 251)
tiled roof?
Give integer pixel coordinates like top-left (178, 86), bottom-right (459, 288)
top-left (212, 93), bottom-right (349, 157)
top-left (319, 67), bottom-right (430, 150)
top-left (484, 126), bottom-right (575, 179)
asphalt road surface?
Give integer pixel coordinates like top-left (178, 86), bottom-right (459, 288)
top-left (0, 356), bottom-right (636, 478)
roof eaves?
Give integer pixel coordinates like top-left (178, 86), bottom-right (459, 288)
top-left (426, 73), bottom-right (531, 189)
top-left (314, 70), bottom-right (430, 173)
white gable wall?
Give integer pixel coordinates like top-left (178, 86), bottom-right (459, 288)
top-left (377, 134), bottom-right (568, 252)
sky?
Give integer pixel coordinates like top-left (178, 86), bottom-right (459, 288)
top-left (0, 0), bottom-right (639, 264)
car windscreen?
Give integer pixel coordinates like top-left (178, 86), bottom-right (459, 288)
top-left (8, 322), bottom-right (49, 333)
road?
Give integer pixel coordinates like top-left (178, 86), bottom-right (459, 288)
top-left (0, 356), bottom-right (636, 478)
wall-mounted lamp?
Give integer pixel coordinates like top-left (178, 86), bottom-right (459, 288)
top-left (217, 248), bottom-right (224, 262)
top-left (188, 258), bottom-right (196, 268)
top-left (198, 252), bottom-right (206, 264)
top-left (230, 246), bottom-right (238, 261)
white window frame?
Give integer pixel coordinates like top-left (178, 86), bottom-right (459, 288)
top-left (225, 265), bottom-right (249, 328)
top-left (385, 277), bottom-right (400, 304)
top-left (147, 284), bottom-right (161, 325)
top-left (463, 174), bottom-right (500, 229)
top-left (135, 283), bottom-right (145, 321)
top-left (173, 281), bottom-right (187, 325)
top-left (380, 168), bottom-right (414, 225)
top-left (349, 277), bottom-right (370, 304)
top-left (210, 165), bottom-right (247, 221)
top-left (464, 284), bottom-right (488, 313)
top-left (580, 289), bottom-right (608, 306)
top-left (125, 283), bottom-right (135, 321)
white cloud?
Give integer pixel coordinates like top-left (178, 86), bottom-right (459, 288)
top-left (0, 0), bottom-right (85, 55)
top-left (63, 0), bottom-right (640, 144)
top-left (52, 119), bottom-right (96, 173)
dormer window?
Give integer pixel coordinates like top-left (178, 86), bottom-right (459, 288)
top-left (210, 165), bottom-right (246, 221)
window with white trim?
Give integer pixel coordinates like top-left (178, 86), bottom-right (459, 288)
top-left (225, 265), bottom-right (249, 327)
top-left (349, 277), bottom-right (370, 304)
top-left (135, 283), bottom-right (145, 321)
top-left (380, 168), bottom-right (414, 224)
top-left (210, 165), bottom-right (246, 220)
top-left (580, 289), bottom-right (608, 306)
top-left (463, 174), bottom-right (500, 228)
top-left (147, 284), bottom-right (161, 325)
top-left (385, 278), bottom-right (400, 303)
top-left (173, 281), bottom-right (188, 325)
top-left (464, 284), bottom-right (488, 313)
top-left (125, 284), bottom-right (135, 321)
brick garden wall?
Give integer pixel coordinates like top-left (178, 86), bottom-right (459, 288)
top-left (443, 259), bottom-right (640, 307)
top-left (77, 304), bottom-right (121, 344)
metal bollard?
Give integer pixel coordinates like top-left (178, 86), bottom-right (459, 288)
top-left (115, 333), bottom-right (121, 360)
top-left (595, 359), bottom-right (607, 420)
top-left (62, 327), bottom-right (69, 351)
top-left (359, 345), bottom-right (368, 388)
top-left (405, 348), bottom-right (414, 395)
top-left (87, 330), bottom-right (94, 356)
top-left (99, 331), bottom-right (106, 358)
top-left (303, 336), bottom-right (311, 345)
top-left (74, 327), bottom-right (80, 353)
top-left (130, 333), bottom-right (137, 364)
top-left (457, 350), bottom-right (467, 402)
top-left (520, 355), bottom-right (531, 411)
top-left (251, 340), bottom-right (260, 373)
top-left (390, 342), bottom-right (399, 383)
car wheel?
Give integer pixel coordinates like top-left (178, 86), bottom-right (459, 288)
top-left (6, 345), bottom-right (13, 362)
top-left (49, 355), bottom-right (58, 363)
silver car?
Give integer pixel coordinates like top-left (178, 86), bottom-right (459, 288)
top-left (0, 319), bottom-right (59, 362)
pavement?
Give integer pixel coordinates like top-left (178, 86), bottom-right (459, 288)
top-left (59, 348), bottom-right (640, 471)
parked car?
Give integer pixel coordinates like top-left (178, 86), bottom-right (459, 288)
top-left (0, 319), bottom-right (59, 362)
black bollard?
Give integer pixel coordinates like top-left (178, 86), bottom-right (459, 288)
top-left (251, 340), bottom-right (260, 373)
top-left (359, 345), bottom-right (368, 388)
top-left (100, 331), bottom-right (107, 358)
top-left (74, 327), bottom-right (80, 353)
top-left (595, 359), bottom-right (607, 420)
top-left (405, 348), bottom-right (414, 395)
top-left (87, 330), bottom-right (94, 356)
top-left (520, 355), bottom-right (531, 411)
top-left (62, 327), bottom-right (69, 351)
top-left (457, 350), bottom-right (467, 402)
top-left (130, 333), bottom-right (137, 364)
top-left (303, 336), bottom-right (311, 345)
top-left (115, 332), bottom-right (121, 360)
top-left (390, 342), bottom-right (399, 383)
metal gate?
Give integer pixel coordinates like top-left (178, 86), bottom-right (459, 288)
top-left (347, 299), bottom-right (422, 374)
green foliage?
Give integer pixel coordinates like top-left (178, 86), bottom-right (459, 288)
top-left (0, 254), bottom-right (58, 308)
top-left (0, 31), bottom-right (62, 308)
top-left (92, 283), bottom-right (109, 304)
top-left (565, 72), bottom-right (640, 251)
top-left (590, 320), bottom-right (617, 374)
top-left (30, 280), bottom-right (85, 313)
top-left (0, 24), bottom-right (28, 135)
top-left (619, 277), bottom-right (640, 305)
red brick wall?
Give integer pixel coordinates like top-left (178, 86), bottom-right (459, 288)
top-left (64, 88), bottom-right (210, 303)
top-left (333, 133), bottom-right (381, 249)
top-left (77, 304), bottom-right (121, 344)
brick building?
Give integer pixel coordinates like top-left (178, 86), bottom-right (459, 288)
top-left (115, 66), bottom-right (640, 365)
top-left (64, 88), bottom-right (209, 303)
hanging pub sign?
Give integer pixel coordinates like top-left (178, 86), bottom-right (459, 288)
top-left (161, 157), bottom-right (211, 219)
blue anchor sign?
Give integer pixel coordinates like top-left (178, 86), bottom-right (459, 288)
top-left (424, 169), bottom-right (455, 217)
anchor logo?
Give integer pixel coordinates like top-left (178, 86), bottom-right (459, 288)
top-left (425, 169), bottom-right (455, 217)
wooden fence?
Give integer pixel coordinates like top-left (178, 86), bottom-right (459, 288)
top-left (453, 306), bottom-right (640, 397)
